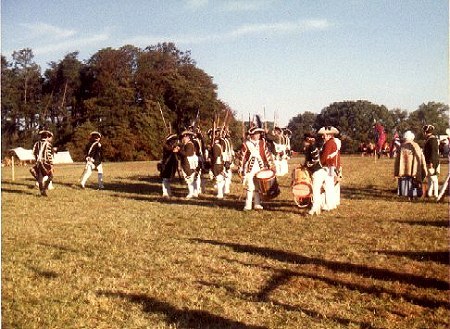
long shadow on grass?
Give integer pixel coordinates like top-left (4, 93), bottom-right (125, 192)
top-left (197, 277), bottom-right (379, 329)
top-left (98, 291), bottom-right (267, 329)
top-left (341, 186), bottom-right (413, 202)
top-left (191, 239), bottom-right (449, 292)
top-left (1, 187), bottom-right (39, 196)
top-left (393, 220), bottom-right (448, 228)
top-left (207, 257), bottom-right (450, 311)
top-left (374, 250), bottom-right (449, 265)
top-left (27, 265), bottom-right (59, 279)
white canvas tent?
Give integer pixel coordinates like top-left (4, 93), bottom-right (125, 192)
top-left (8, 147), bottom-right (73, 164)
top-left (7, 147), bottom-right (74, 180)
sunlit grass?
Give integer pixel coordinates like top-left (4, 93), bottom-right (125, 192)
top-left (2, 156), bottom-right (449, 328)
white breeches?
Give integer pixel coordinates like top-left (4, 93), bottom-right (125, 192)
top-left (310, 168), bottom-right (327, 212)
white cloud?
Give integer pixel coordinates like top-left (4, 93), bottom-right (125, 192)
top-left (220, 0), bottom-right (276, 12)
top-left (125, 19), bottom-right (330, 46)
top-left (33, 33), bottom-right (110, 55)
top-left (230, 19), bottom-right (330, 37)
top-left (185, 0), bottom-right (209, 9)
top-left (20, 22), bottom-right (76, 39)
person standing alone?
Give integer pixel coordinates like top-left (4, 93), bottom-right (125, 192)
top-left (80, 131), bottom-right (104, 189)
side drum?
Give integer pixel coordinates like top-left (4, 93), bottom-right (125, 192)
top-left (291, 167), bottom-right (312, 208)
top-left (254, 169), bottom-right (280, 199)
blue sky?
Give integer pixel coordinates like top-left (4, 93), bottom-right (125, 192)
top-left (2, 0), bottom-right (448, 126)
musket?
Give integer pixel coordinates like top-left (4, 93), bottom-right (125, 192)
top-left (158, 102), bottom-right (169, 135)
top-left (263, 106), bottom-right (268, 132)
top-left (211, 111), bottom-right (217, 151)
top-left (241, 113), bottom-right (245, 141)
top-left (220, 108), bottom-right (230, 136)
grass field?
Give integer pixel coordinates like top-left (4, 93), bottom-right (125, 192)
top-left (2, 156), bottom-right (449, 329)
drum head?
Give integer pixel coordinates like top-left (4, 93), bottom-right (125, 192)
top-left (292, 182), bottom-right (312, 208)
top-left (255, 169), bottom-right (275, 179)
top-left (292, 182), bottom-right (312, 197)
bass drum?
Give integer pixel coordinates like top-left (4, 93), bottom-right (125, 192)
top-left (291, 166), bottom-right (312, 208)
top-left (254, 169), bottom-right (280, 199)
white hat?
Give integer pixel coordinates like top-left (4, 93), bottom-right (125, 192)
top-left (318, 126), bottom-right (339, 135)
top-left (403, 130), bottom-right (415, 141)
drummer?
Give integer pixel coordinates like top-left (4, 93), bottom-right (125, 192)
top-left (303, 132), bottom-right (327, 215)
top-left (239, 126), bottom-right (276, 211)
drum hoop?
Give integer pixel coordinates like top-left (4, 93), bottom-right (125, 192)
top-left (255, 169), bottom-right (275, 180)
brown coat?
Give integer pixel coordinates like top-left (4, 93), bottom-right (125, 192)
top-left (394, 141), bottom-right (427, 182)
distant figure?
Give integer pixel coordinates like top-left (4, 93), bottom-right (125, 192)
top-left (80, 131), bottom-right (104, 189)
top-left (422, 125), bottom-right (440, 198)
top-left (374, 122), bottom-right (387, 158)
top-left (159, 133), bottom-right (180, 198)
top-left (266, 126), bottom-right (287, 176)
top-left (390, 130), bottom-right (401, 158)
top-left (30, 130), bottom-right (54, 196)
top-left (394, 131), bottom-right (427, 198)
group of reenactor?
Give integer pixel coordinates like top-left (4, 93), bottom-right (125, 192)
top-left (158, 122), bottom-right (297, 211)
top-left (159, 125), bottom-right (236, 201)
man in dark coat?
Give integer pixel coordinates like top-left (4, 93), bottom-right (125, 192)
top-left (423, 124), bottom-right (440, 197)
top-left (178, 130), bottom-right (199, 198)
top-left (80, 131), bottom-right (104, 189)
top-left (159, 133), bottom-right (180, 198)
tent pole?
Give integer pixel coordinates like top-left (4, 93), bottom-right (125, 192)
top-left (11, 156), bottom-right (15, 181)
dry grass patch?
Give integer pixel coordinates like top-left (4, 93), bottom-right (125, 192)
top-left (2, 156), bottom-right (449, 328)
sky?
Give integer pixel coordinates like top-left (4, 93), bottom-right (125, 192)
top-left (2, 0), bottom-right (448, 126)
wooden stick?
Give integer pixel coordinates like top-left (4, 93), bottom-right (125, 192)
top-left (11, 156), bottom-right (15, 181)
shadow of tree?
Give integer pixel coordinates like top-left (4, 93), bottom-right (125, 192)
top-left (191, 239), bottom-right (449, 291)
top-left (27, 266), bottom-right (59, 279)
top-left (212, 255), bottom-right (450, 311)
top-left (393, 220), bottom-right (448, 228)
top-left (374, 250), bottom-right (449, 265)
top-left (342, 186), bottom-right (409, 202)
top-left (1, 187), bottom-right (39, 196)
top-left (97, 290), bottom-right (267, 329)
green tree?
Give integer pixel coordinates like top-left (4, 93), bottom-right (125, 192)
top-left (287, 111), bottom-right (317, 152)
top-left (407, 102), bottom-right (449, 139)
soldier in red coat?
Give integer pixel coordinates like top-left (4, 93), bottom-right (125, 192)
top-left (318, 126), bottom-right (340, 211)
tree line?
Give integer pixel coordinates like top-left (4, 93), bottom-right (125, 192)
top-left (1, 43), bottom-right (240, 161)
top-left (2, 43), bottom-right (448, 160)
top-left (287, 100), bottom-right (448, 153)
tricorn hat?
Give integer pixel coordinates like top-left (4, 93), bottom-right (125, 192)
top-left (318, 126), bottom-right (339, 135)
top-left (165, 133), bottom-right (178, 142)
top-left (283, 128), bottom-right (292, 136)
top-left (422, 124), bottom-right (435, 134)
top-left (181, 130), bottom-right (195, 137)
top-left (38, 130), bottom-right (53, 138)
top-left (90, 131), bottom-right (102, 138)
top-left (248, 127), bottom-right (264, 135)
